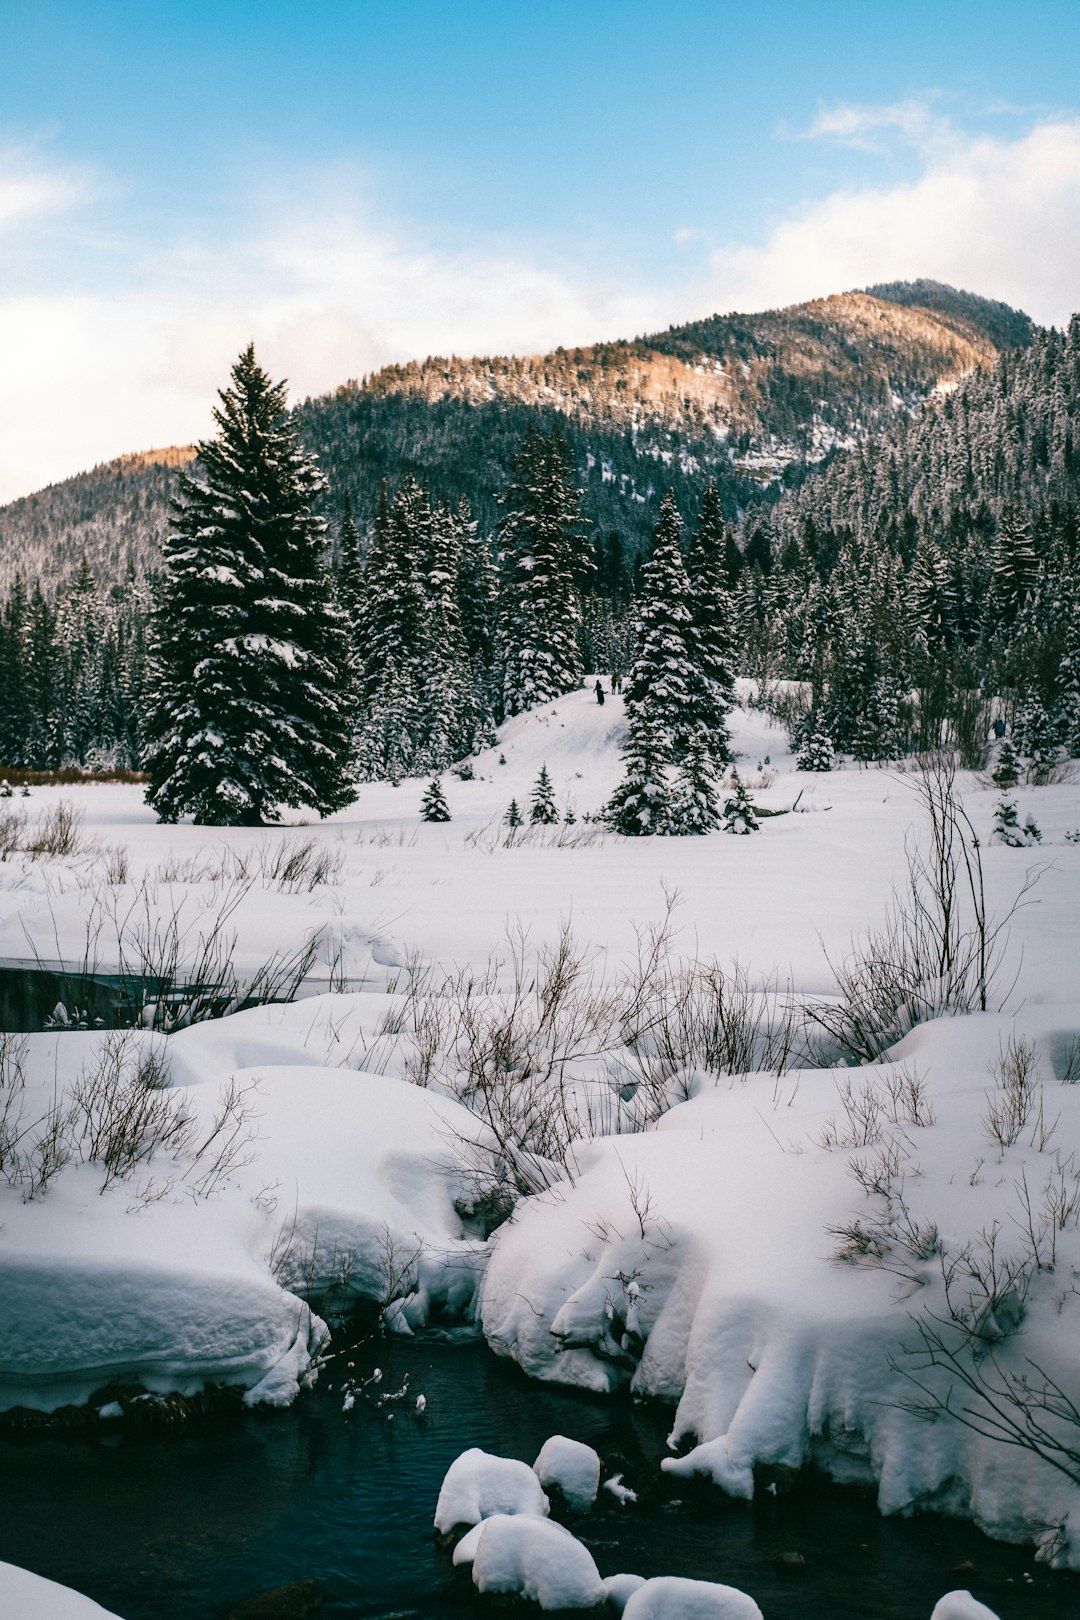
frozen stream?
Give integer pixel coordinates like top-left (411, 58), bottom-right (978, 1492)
top-left (0, 1328), bottom-right (1076, 1620)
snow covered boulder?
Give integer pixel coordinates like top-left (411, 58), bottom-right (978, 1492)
top-left (602, 1572), bottom-right (647, 1612)
top-left (533, 1434), bottom-right (601, 1512)
top-left (621, 1575), bottom-right (764, 1619)
top-left (929, 1595), bottom-right (1000, 1620)
top-left (470, 1514), bottom-right (606, 1610)
top-left (0, 1560), bottom-right (123, 1617)
top-left (435, 1447), bottom-right (550, 1537)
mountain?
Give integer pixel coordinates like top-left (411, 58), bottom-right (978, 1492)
top-left (0, 282), bottom-right (1033, 593)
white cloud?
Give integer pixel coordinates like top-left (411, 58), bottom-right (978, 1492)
top-left (0, 145), bottom-right (89, 234)
top-left (702, 114), bottom-right (1080, 323)
top-left (0, 171), bottom-right (666, 503)
top-left (5, 111), bottom-right (1080, 503)
top-left (800, 96), bottom-right (955, 154)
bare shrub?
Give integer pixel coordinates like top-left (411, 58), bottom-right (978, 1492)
top-left (983, 1036), bottom-right (1054, 1152)
top-left (807, 754), bottom-right (1039, 1064)
top-left (24, 801), bottom-right (88, 858)
top-left (0, 807), bottom-right (27, 860)
top-left (70, 1034), bottom-right (194, 1190)
top-left (259, 835), bottom-right (345, 892)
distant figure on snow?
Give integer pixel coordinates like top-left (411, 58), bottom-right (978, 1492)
top-left (595, 680), bottom-right (605, 705)
top-left (993, 717), bottom-right (1006, 739)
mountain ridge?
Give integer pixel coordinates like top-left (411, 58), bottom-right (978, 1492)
top-left (0, 281), bottom-right (1035, 593)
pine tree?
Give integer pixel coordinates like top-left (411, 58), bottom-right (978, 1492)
top-left (529, 764), bottom-right (559, 825)
top-left (796, 727), bottom-right (834, 771)
top-left (667, 727), bottom-right (720, 834)
top-left (604, 704), bottom-right (670, 835)
top-left (991, 734), bottom-right (1023, 788)
top-left (420, 778), bottom-right (451, 822)
top-left (992, 797), bottom-right (1040, 846)
top-left (144, 345), bottom-right (353, 825)
top-left (686, 481), bottom-right (736, 763)
top-left (497, 425), bottom-right (586, 716)
top-left (504, 797), bottom-right (523, 830)
top-left (624, 491), bottom-right (700, 756)
top-left (721, 768), bottom-right (759, 834)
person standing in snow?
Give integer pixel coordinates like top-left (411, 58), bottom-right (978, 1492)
top-left (595, 679), bottom-right (605, 705)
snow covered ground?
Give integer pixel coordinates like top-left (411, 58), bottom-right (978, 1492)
top-left (2, 684), bottom-right (1080, 1584)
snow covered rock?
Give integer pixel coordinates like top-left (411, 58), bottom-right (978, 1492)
top-left (533, 1434), bottom-right (601, 1512)
top-left (929, 1594), bottom-right (1001, 1620)
top-left (469, 1514), bottom-right (606, 1610)
top-left (621, 1575), bottom-right (764, 1619)
top-left (602, 1572), bottom-right (648, 1611)
top-left (434, 1447), bottom-right (549, 1535)
top-left (0, 1560), bottom-right (122, 1617)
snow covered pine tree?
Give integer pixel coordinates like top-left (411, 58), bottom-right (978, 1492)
top-left (144, 346), bottom-right (353, 825)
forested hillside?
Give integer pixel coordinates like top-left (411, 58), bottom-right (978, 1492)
top-left (3, 280), bottom-right (1068, 786)
top-left (733, 319), bottom-right (1080, 767)
top-left (0, 282), bottom-right (1025, 595)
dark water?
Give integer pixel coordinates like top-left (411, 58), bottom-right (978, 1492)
top-left (0, 965), bottom-right (144, 1031)
top-left (0, 1329), bottom-right (1076, 1620)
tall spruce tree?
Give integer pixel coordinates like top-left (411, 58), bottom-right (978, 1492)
top-left (497, 425), bottom-right (586, 716)
top-left (624, 491), bottom-right (700, 756)
top-left (687, 480), bottom-right (737, 763)
top-left (144, 345), bottom-right (353, 825)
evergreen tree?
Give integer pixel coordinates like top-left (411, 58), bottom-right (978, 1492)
top-left (667, 727), bottom-right (720, 834)
top-left (420, 777), bottom-right (451, 822)
top-left (992, 796), bottom-right (1040, 846)
top-left (624, 491), bottom-right (700, 756)
top-left (144, 345), bottom-right (353, 825)
top-left (504, 797), bottom-right (523, 830)
top-left (721, 768), bottom-right (759, 834)
top-left (497, 425), bottom-right (586, 716)
top-left (686, 480), bottom-right (736, 762)
top-left (991, 734), bottom-right (1023, 788)
top-left (796, 727), bottom-right (834, 771)
top-left (529, 763), bottom-right (559, 825)
top-left (604, 703), bottom-right (670, 835)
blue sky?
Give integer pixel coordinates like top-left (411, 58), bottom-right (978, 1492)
top-left (3, 0), bottom-right (1080, 497)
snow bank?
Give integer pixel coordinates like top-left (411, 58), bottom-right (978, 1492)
top-left (0, 1021), bottom-right (486, 1413)
top-left (469, 1514), bottom-right (606, 1610)
top-left (621, 1576), bottom-right (763, 1619)
top-left (533, 1434), bottom-right (601, 1511)
top-left (929, 1596), bottom-right (1001, 1620)
top-left (0, 1561), bottom-right (122, 1618)
top-left (480, 1006), bottom-right (1080, 1560)
top-left (434, 1447), bottom-right (549, 1535)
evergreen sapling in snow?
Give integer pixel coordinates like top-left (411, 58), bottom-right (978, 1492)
top-left (504, 798), bottom-right (523, 830)
top-left (722, 768), bottom-right (759, 835)
top-left (529, 764), bottom-right (559, 825)
top-left (796, 726), bottom-right (834, 772)
top-left (991, 735), bottom-right (1023, 790)
top-left (992, 796), bottom-right (1041, 846)
top-left (420, 778), bottom-right (451, 822)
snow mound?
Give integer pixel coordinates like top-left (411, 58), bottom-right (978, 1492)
top-left (603, 1572), bottom-right (648, 1611)
top-left (0, 1024), bottom-right (485, 1414)
top-left (929, 1595), bottom-right (1001, 1620)
top-left (621, 1575), bottom-right (764, 1619)
top-left (434, 1447), bottom-right (549, 1534)
top-left (0, 1560), bottom-right (122, 1617)
top-left (469, 1514), bottom-right (605, 1610)
top-left (533, 1434), bottom-right (601, 1512)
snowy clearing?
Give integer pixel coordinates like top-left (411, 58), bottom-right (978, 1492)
top-left (2, 686), bottom-right (1079, 1578)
